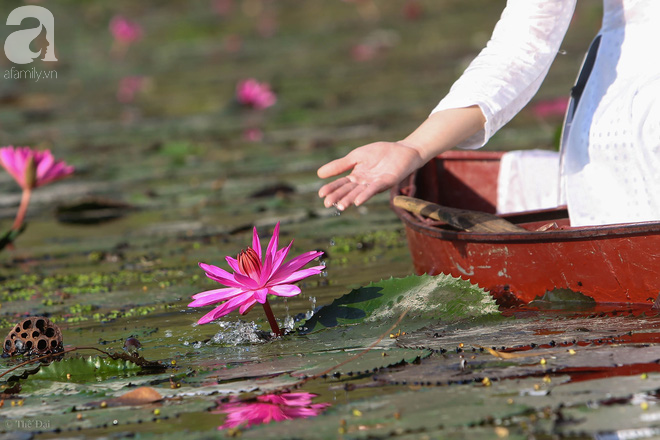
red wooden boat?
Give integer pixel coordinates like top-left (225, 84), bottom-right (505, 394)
top-left (391, 150), bottom-right (660, 306)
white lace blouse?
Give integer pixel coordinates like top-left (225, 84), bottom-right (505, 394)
top-left (432, 0), bottom-right (660, 227)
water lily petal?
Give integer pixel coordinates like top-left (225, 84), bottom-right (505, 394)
top-left (0, 147), bottom-right (22, 185)
top-left (39, 164), bottom-right (72, 187)
top-left (277, 250), bottom-right (323, 274)
top-left (197, 295), bottom-right (251, 324)
top-left (264, 222), bottom-right (280, 263)
top-left (271, 241), bottom-right (293, 275)
top-left (233, 271), bottom-right (261, 290)
top-left (225, 256), bottom-right (240, 273)
top-left (199, 262), bottom-right (243, 288)
top-left (37, 161), bottom-right (73, 187)
top-left (260, 239), bottom-right (292, 286)
top-left (189, 287), bottom-right (243, 306)
top-left (253, 288), bottom-right (269, 304)
top-left (35, 151), bottom-right (54, 181)
top-left (268, 284), bottom-right (301, 297)
top-left (239, 298), bottom-right (257, 314)
top-left (251, 226), bottom-right (262, 259)
top-left (271, 266), bottom-right (324, 285)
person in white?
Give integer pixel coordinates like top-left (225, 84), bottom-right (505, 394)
top-left (317, 0), bottom-right (660, 227)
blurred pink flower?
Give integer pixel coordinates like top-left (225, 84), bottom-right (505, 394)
top-left (189, 222), bottom-right (323, 326)
top-left (110, 16), bottom-right (143, 44)
top-left (0, 146), bottom-right (74, 230)
top-left (243, 128), bottom-right (263, 142)
top-left (217, 392), bottom-right (330, 429)
top-left (212, 0), bottom-right (234, 16)
top-left (117, 76), bottom-right (145, 104)
top-left (351, 43), bottom-right (377, 62)
top-left (0, 146), bottom-right (74, 190)
top-left (236, 79), bottom-right (276, 110)
top-left (531, 97), bottom-right (569, 119)
top-left (403, 0), bottom-right (423, 20)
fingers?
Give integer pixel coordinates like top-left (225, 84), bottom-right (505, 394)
top-left (319, 178), bottom-right (358, 209)
top-left (336, 184), bottom-right (366, 211)
top-left (354, 180), bottom-right (389, 206)
top-left (318, 177), bottom-right (349, 198)
top-left (320, 179), bottom-right (389, 211)
top-left (317, 155), bottom-right (356, 179)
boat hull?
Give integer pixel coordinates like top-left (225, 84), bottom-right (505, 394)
top-left (392, 151), bottom-right (660, 305)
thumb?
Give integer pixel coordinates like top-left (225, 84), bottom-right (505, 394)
top-left (317, 155), bottom-right (356, 179)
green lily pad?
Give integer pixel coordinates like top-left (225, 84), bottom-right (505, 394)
top-left (300, 274), bottom-right (499, 334)
top-left (28, 356), bottom-right (142, 383)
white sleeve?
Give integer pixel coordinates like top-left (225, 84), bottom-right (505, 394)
top-left (432, 0), bottom-right (577, 149)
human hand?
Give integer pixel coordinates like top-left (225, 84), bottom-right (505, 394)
top-left (317, 141), bottom-right (425, 210)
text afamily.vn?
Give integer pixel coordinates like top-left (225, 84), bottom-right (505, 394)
top-left (3, 66), bottom-right (58, 82)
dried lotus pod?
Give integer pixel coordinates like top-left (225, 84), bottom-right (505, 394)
top-left (3, 316), bottom-right (63, 357)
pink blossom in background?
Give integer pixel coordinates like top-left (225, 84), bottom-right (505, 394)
top-left (243, 128), bottom-right (263, 142)
top-left (212, 0), bottom-right (234, 16)
top-left (217, 392), bottom-right (330, 429)
top-left (0, 146), bottom-right (74, 190)
top-left (189, 222), bottom-right (323, 324)
top-left (236, 79), bottom-right (276, 110)
top-left (110, 15), bottom-right (143, 45)
top-left (117, 76), bottom-right (145, 104)
top-left (403, 0), bottom-right (423, 20)
top-left (351, 43), bottom-right (377, 62)
top-left (531, 97), bottom-right (569, 119)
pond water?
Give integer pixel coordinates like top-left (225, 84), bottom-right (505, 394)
top-left (6, 1), bottom-right (660, 439)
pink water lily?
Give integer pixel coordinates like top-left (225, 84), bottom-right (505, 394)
top-left (217, 392), bottom-right (330, 430)
top-left (0, 146), bottom-right (74, 190)
top-left (236, 78), bottom-right (276, 110)
top-left (110, 16), bottom-right (143, 45)
top-left (0, 146), bottom-right (74, 231)
top-left (117, 76), bottom-right (145, 103)
top-left (189, 222), bottom-right (323, 334)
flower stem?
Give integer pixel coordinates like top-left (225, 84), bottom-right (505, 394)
top-left (262, 299), bottom-right (282, 337)
top-left (12, 188), bottom-right (32, 231)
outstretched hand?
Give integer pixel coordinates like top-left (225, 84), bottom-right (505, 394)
top-left (317, 141), bottom-right (425, 210)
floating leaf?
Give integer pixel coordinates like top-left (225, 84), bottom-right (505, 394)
top-left (30, 356), bottom-right (142, 383)
top-left (529, 288), bottom-right (597, 310)
top-left (106, 386), bottom-right (162, 407)
top-left (300, 274), bottom-right (498, 334)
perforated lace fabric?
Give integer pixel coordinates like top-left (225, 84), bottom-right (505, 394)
top-left (432, 0), bottom-right (660, 226)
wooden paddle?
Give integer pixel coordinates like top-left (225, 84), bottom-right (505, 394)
top-left (393, 195), bottom-right (527, 233)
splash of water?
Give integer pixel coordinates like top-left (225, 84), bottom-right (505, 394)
top-left (209, 320), bottom-right (266, 345)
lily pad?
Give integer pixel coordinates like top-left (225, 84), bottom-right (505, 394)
top-left (300, 274), bottom-right (498, 334)
top-left (26, 355), bottom-right (142, 383)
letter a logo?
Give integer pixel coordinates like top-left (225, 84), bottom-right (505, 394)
top-left (4, 6), bottom-right (58, 65)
